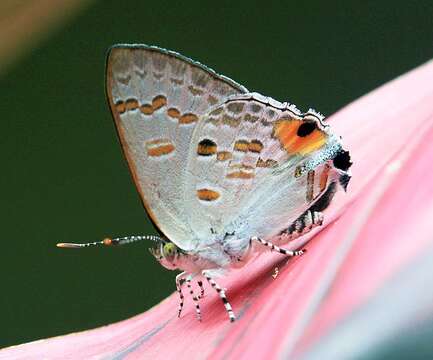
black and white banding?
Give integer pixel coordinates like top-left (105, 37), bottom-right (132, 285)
top-left (202, 271), bottom-right (236, 322)
top-left (252, 236), bottom-right (305, 256)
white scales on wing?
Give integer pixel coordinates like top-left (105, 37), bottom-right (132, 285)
top-left (106, 45), bottom-right (248, 250)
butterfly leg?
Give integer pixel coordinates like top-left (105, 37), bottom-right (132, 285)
top-left (202, 270), bottom-right (236, 322)
top-left (175, 272), bottom-right (187, 318)
top-left (251, 236), bottom-right (306, 256)
top-left (186, 277), bottom-right (202, 321)
top-left (197, 280), bottom-right (205, 299)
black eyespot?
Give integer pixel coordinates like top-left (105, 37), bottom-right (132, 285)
top-left (297, 121), bottom-right (317, 137)
top-left (333, 149), bottom-right (352, 171)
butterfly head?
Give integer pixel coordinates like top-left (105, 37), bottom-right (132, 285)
top-left (149, 238), bottom-right (184, 270)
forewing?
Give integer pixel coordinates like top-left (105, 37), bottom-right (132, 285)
top-left (106, 45), bottom-right (247, 249)
top-left (184, 93), bottom-right (344, 242)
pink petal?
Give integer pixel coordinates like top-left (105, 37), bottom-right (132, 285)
top-left (2, 60), bottom-right (433, 360)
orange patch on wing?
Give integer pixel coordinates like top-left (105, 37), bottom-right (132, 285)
top-left (273, 119), bottom-right (327, 155)
top-left (197, 188), bottom-right (220, 201)
top-left (146, 139), bottom-right (175, 157)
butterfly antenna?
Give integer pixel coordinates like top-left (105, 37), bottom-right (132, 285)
top-left (57, 235), bottom-right (162, 249)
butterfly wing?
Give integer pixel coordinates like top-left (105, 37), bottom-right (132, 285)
top-left (106, 45), bottom-right (248, 249)
top-left (184, 93), bottom-right (347, 243)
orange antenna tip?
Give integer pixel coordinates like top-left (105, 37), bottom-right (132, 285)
top-left (56, 242), bottom-right (84, 248)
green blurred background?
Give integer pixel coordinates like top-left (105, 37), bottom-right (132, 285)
top-left (1, 0), bottom-right (432, 348)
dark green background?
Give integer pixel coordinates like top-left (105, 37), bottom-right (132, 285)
top-left (1, 0), bottom-right (432, 348)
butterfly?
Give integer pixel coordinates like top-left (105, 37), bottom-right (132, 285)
top-left (57, 44), bottom-right (352, 322)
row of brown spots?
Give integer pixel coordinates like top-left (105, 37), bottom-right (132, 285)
top-left (114, 95), bottom-right (167, 116)
top-left (145, 139), bottom-right (175, 157)
top-left (197, 188), bottom-right (220, 201)
top-left (197, 139), bottom-right (217, 156)
top-left (256, 158), bottom-right (278, 168)
top-left (306, 170), bottom-right (315, 201)
top-left (233, 139), bottom-right (264, 153)
top-left (167, 107), bottom-right (199, 124)
top-left (217, 151), bottom-right (232, 161)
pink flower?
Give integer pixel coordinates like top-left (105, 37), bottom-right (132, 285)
top-left (2, 60), bottom-right (433, 360)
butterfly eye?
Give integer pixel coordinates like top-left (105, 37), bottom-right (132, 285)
top-left (162, 242), bottom-right (177, 258)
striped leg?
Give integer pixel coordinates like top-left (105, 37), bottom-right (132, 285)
top-left (197, 280), bottom-right (205, 299)
top-left (186, 278), bottom-right (202, 321)
top-left (175, 272), bottom-right (187, 318)
top-left (252, 236), bottom-right (306, 256)
top-left (202, 270), bottom-right (235, 322)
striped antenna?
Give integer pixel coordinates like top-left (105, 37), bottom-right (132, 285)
top-left (57, 235), bottom-right (162, 249)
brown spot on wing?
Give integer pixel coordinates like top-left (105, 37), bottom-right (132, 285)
top-left (234, 140), bottom-right (249, 152)
top-left (145, 139), bottom-right (175, 157)
top-left (140, 104), bottom-right (154, 115)
top-left (152, 95), bottom-right (167, 111)
top-left (167, 108), bottom-right (181, 119)
top-left (197, 189), bottom-right (220, 201)
top-left (248, 139), bottom-right (263, 153)
top-left (115, 100), bottom-right (126, 114)
top-left (256, 158), bottom-right (278, 168)
top-left (197, 139), bottom-right (217, 156)
top-left (125, 98), bottom-right (139, 111)
top-left (226, 171), bottom-right (255, 179)
top-left (179, 113), bottom-right (198, 124)
top-left (217, 151), bottom-right (232, 161)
